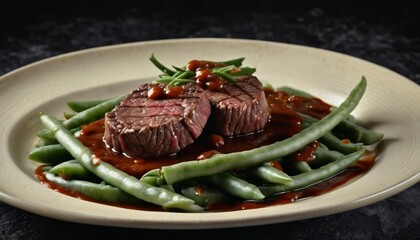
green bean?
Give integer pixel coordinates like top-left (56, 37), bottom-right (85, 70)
top-left (318, 130), bottom-right (363, 154)
top-left (38, 95), bottom-right (125, 140)
top-left (28, 144), bottom-right (73, 164)
top-left (140, 176), bottom-right (163, 186)
top-left (35, 137), bottom-right (59, 147)
top-left (309, 144), bottom-right (344, 168)
top-left (160, 184), bottom-right (176, 192)
top-left (178, 179), bottom-right (232, 207)
top-left (49, 159), bottom-right (93, 179)
top-left (316, 129), bottom-right (363, 154)
top-left (259, 149), bottom-right (365, 196)
top-left (63, 111), bottom-right (77, 120)
top-left (331, 106), bottom-right (356, 122)
top-left (140, 169), bottom-right (165, 186)
top-left (206, 172), bottom-right (265, 200)
top-left (37, 126), bottom-right (81, 143)
top-left (334, 119), bottom-right (384, 145)
top-left (37, 129), bottom-right (59, 142)
top-left (67, 98), bottom-right (112, 112)
top-left (282, 160), bottom-right (312, 175)
top-left (28, 128), bottom-right (81, 161)
top-left (280, 87), bottom-right (379, 142)
top-left (300, 114), bottom-right (364, 154)
top-left (250, 163), bottom-right (293, 185)
top-left (40, 114), bottom-right (203, 212)
top-left (154, 77), bottom-right (367, 184)
top-left (300, 109), bottom-right (383, 146)
top-left (61, 95), bottom-right (125, 130)
top-left (44, 172), bottom-right (144, 204)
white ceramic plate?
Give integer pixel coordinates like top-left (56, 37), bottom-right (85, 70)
top-left (1, 38), bottom-right (419, 229)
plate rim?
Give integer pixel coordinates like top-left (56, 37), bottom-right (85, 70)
top-left (1, 37), bottom-right (419, 229)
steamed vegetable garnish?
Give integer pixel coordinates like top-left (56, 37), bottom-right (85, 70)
top-left (29, 55), bottom-right (383, 212)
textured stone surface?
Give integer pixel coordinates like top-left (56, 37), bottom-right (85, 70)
top-left (1, 1), bottom-right (419, 239)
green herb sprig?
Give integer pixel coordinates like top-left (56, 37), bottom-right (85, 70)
top-left (149, 54), bottom-right (256, 86)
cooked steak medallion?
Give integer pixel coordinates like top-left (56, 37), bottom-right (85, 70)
top-left (205, 75), bottom-right (271, 137)
top-left (104, 83), bottom-right (211, 158)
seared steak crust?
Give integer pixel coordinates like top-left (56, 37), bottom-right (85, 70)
top-left (104, 83), bottom-right (211, 158)
top-left (205, 76), bottom-right (271, 137)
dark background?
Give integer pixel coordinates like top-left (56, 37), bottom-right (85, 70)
top-left (1, 1), bottom-right (419, 239)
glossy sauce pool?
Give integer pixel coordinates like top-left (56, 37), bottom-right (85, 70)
top-left (36, 88), bottom-right (377, 212)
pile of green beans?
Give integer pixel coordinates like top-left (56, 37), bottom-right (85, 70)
top-left (28, 69), bottom-right (383, 212)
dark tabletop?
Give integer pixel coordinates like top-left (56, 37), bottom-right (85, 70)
top-left (1, 1), bottom-right (419, 239)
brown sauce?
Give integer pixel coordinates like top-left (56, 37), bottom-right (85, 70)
top-left (36, 87), bottom-right (377, 212)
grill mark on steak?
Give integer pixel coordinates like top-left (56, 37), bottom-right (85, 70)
top-left (205, 75), bottom-right (271, 137)
top-left (104, 82), bottom-right (211, 158)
